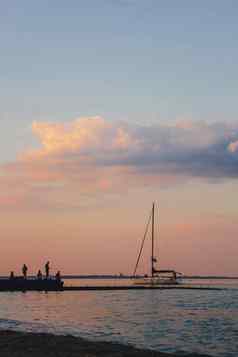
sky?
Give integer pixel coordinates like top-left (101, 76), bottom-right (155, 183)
top-left (0, 0), bottom-right (238, 276)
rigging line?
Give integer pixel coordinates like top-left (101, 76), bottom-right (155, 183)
top-left (133, 209), bottom-right (153, 277)
top-left (151, 202), bottom-right (155, 277)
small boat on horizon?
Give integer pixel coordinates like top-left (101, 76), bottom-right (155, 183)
top-left (133, 202), bottom-right (182, 285)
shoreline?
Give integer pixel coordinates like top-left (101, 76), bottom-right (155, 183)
top-left (0, 330), bottom-right (211, 357)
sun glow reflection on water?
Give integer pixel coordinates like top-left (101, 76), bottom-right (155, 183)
top-left (0, 279), bottom-right (237, 356)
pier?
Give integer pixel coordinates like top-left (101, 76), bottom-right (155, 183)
top-left (0, 283), bottom-right (227, 292)
top-left (63, 285), bottom-right (225, 291)
top-left (0, 277), bottom-right (230, 292)
top-left (0, 277), bottom-right (63, 292)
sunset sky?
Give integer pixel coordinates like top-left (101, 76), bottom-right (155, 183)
top-left (1, 1), bottom-right (238, 276)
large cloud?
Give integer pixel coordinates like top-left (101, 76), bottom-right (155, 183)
top-left (1, 116), bottom-right (238, 209)
top-left (23, 117), bottom-right (238, 177)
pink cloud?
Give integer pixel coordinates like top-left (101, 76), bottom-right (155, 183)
top-left (1, 116), bottom-right (238, 210)
top-left (227, 140), bottom-right (238, 153)
top-left (24, 116), bottom-right (137, 161)
top-left (0, 195), bottom-right (23, 206)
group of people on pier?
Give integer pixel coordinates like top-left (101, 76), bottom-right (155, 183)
top-left (10, 261), bottom-right (61, 282)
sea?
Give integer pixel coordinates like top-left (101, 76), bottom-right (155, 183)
top-left (0, 278), bottom-right (237, 357)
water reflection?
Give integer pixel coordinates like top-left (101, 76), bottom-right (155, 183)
top-left (0, 280), bottom-right (237, 356)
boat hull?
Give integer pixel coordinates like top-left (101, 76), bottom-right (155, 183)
top-left (134, 277), bottom-right (179, 285)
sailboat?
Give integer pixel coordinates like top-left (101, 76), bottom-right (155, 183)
top-left (133, 202), bottom-right (181, 285)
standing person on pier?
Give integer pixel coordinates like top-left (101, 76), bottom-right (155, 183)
top-left (22, 264), bottom-right (28, 279)
top-left (37, 270), bottom-right (43, 280)
top-left (45, 261), bottom-right (50, 279)
top-left (55, 270), bottom-right (61, 283)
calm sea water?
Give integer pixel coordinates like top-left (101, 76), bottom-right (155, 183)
top-left (0, 279), bottom-right (237, 357)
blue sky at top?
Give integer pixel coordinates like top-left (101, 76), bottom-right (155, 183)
top-left (0, 0), bottom-right (238, 160)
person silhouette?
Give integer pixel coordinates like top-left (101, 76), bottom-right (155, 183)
top-left (45, 261), bottom-right (50, 279)
top-left (22, 264), bottom-right (28, 279)
top-left (55, 270), bottom-right (61, 282)
top-left (37, 270), bottom-right (43, 280)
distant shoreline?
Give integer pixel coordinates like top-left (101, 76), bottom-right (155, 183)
top-left (61, 275), bottom-right (238, 280)
top-left (0, 274), bottom-right (237, 280)
top-left (0, 330), bottom-right (211, 357)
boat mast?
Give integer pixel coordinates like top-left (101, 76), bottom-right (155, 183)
top-left (151, 202), bottom-right (155, 277)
